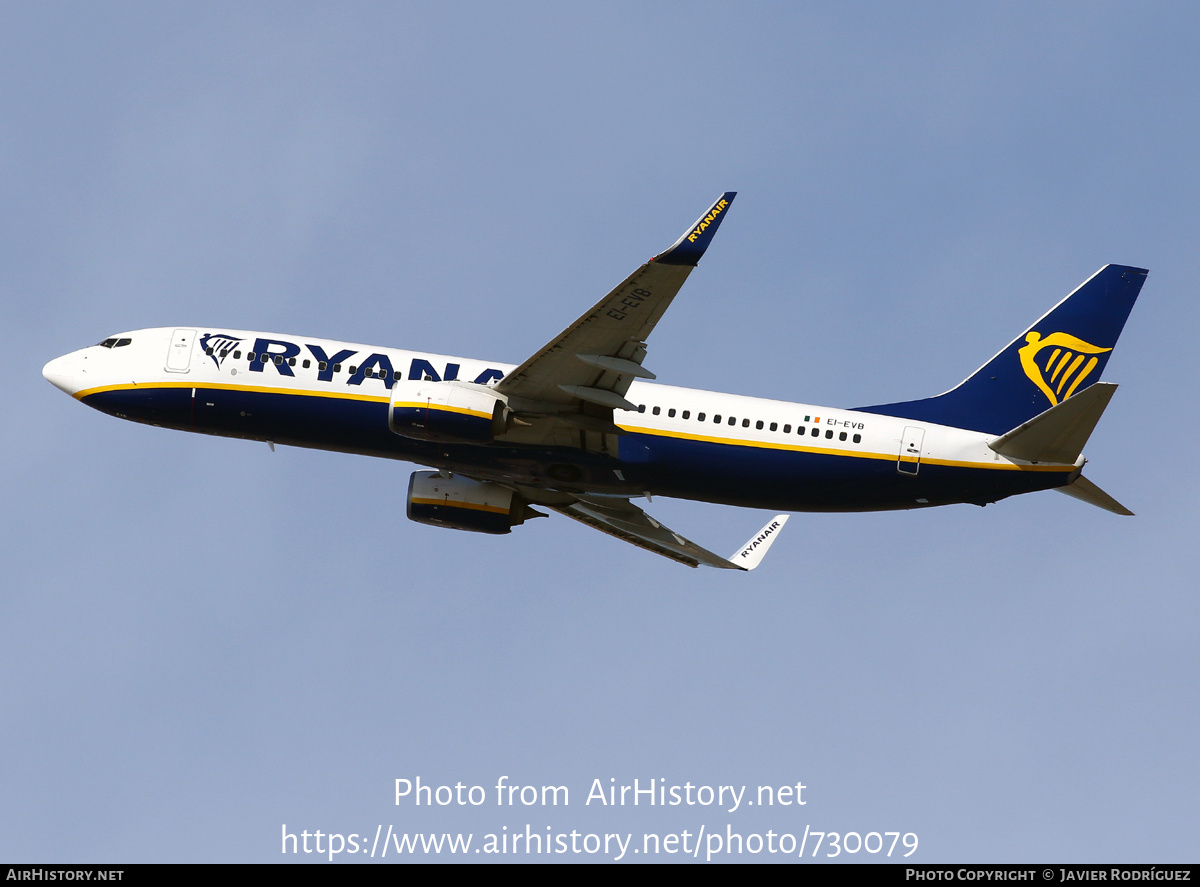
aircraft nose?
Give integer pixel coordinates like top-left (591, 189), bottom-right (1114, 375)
top-left (42, 353), bottom-right (80, 395)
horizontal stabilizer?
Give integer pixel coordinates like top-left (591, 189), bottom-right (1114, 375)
top-left (989, 382), bottom-right (1117, 464)
top-left (1057, 474), bottom-right (1133, 515)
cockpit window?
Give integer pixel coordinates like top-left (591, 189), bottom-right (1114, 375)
top-left (115, 338), bottom-right (131, 347)
top-left (96, 337), bottom-right (132, 348)
top-left (97, 338), bottom-right (117, 348)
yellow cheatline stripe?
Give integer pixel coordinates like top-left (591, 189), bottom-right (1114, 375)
top-left (78, 382), bottom-right (492, 419)
top-left (617, 421), bottom-right (892, 459)
top-left (391, 401), bottom-right (493, 420)
top-left (615, 423), bottom-right (1074, 473)
top-left (78, 383), bottom-right (1073, 474)
top-left (75, 380), bottom-right (390, 404)
top-left (923, 456), bottom-right (1069, 472)
top-left (410, 497), bottom-right (509, 515)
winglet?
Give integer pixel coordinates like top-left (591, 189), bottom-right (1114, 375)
top-left (727, 514), bottom-right (789, 570)
top-left (653, 191), bottom-right (737, 266)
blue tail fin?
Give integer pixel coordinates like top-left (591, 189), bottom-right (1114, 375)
top-left (857, 264), bottom-right (1148, 434)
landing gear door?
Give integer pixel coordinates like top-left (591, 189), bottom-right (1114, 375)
top-left (165, 329), bottom-right (197, 373)
top-left (898, 426), bottom-right (925, 476)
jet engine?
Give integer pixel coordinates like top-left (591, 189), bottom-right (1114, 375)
top-left (406, 470), bottom-right (545, 535)
top-left (389, 380), bottom-right (507, 444)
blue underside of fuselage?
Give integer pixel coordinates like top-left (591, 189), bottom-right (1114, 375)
top-left (82, 386), bottom-right (1069, 512)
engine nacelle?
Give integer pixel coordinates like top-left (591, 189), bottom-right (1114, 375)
top-left (406, 470), bottom-right (543, 535)
top-left (389, 380), bottom-right (506, 444)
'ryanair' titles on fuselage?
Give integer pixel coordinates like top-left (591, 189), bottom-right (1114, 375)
top-left (200, 334), bottom-right (506, 388)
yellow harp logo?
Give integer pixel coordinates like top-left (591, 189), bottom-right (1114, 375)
top-left (1018, 331), bottom-right (1111, 406)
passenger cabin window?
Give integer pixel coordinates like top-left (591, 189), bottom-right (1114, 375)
top-left (713, 414), bottom-right (721, 423)
top-left (853, 433), bottom-right (862, 443)
top-left (756, 420), bottom-right (764, 430)
top-left (652, 406), bottom-right (660, 416)
top-left (302, 359), bottom-right (311, 368)
top-left (783, 424), bottom-right (791, 433)
top-left (247, 352), bottom-right (257, 361)
top-left (811, 427), bottom-right (819, 437)
top-left (318, 361), bottom-right (327, 371)
top-left (728, 416), bottom-right (736, 426)
top-left (234, 351), bottom-right (242, 359)
top-left (839, 431), bottom-right (847, 441)
top-left (638, 404), bottom-right (646, 413)
top-left (769, 422), bottom-right (777, 431)
top-left (668, 408), bottom-right (676, 418)
top-left (825, 429), bottom-right (833, 439)
top-left (697, 412), bottom-right (705, 421)
top-left (682, 410), bottom-right (690, 419)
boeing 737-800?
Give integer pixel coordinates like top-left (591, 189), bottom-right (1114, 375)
top-left (42, 193), bottom-right (1147, 570)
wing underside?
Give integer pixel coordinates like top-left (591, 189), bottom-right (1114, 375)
top-left (544, 494), bottom-right (787, 571)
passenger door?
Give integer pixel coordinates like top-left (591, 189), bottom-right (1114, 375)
top-left (165, 329), bottom-right (197, 373)
top-left (898, 426), bottom-right (925, 475)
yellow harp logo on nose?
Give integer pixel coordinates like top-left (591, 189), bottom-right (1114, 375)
top-left (1018, 331), bottom-right (1111, 406)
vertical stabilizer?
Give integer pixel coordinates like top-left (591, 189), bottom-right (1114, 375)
top-left (859, 265), bottom-right (1147, 434)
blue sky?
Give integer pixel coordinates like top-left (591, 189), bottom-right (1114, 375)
top-left (4, 2), bottom-right (1198, 862)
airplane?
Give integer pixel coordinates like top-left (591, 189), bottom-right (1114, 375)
top-left (41, 192), bottom-right (1147, 571)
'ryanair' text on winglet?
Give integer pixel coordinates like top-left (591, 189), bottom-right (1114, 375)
top-left (653, 191), bottom-right (737, 267)
top-left (728, 514), bottom-right (789, 571)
